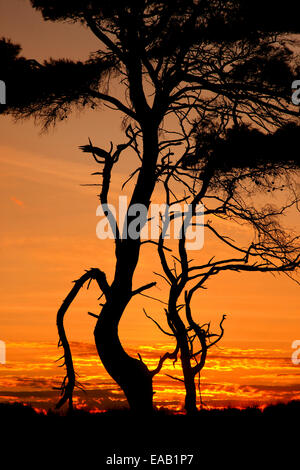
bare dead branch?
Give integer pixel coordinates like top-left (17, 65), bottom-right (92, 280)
top-left (150, 344), bottom-right (179, 377)
top-left (56, 268), bottom-right (109, 410)
top-left (143, 309), bottom-right (175, 337)
top-left (132, 282), bottom-right (157, 297)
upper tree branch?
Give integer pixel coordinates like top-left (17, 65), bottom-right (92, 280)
top-left (85, 15), bottom-right (126, 62)
top-left (89, 90), bottom-right (137, 121)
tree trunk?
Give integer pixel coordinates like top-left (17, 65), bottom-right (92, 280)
top-left (168, 290), bottom-right (199, 415)
top-left (179, 342), bottom-right (198, 415)
top-left (183, 373), bottom-right (198, 415)
top-left (94, 123), bottom-right (160, 414)
top-left (94, 291), bottom-right (154, 414)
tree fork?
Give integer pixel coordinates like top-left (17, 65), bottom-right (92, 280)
top-left (92, 124), bottom-right (162, 413)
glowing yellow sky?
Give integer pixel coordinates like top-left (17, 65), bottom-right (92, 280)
top-left (1, 341), bottom-right (300, 412)
top-left (0, 0), bottom-right (300, 411)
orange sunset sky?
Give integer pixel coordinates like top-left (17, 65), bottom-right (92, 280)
top-left (1, 0), bottom-right (300, 412)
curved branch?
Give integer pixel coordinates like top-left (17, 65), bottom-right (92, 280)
top-left (56, 268), bottom-right (110, 410)
top-left (90, 89), bottom-right (137, 121)
top-left (151, 344), bottom-right (179, 378)
top-left (143, 308), bottom-right (174, 337)
top-left (85, 15), bottom-right (125, 62)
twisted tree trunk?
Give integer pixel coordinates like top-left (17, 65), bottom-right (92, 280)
top-left (94, 290), bottom-right (154, 414)
top-left (176, 332), bottom-right (199, 415)
top-left (94, 123), bottom-right (160, 413)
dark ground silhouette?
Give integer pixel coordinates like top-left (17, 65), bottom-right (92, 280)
top-left (0, 401), bottom-right (298, 468)
top-left (1, 399), bottom-right (299, 416)
top-left (2, 399), bottom-right (300, 421)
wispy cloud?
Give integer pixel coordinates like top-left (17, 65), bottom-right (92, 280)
top-left (1, 341), bottom-right (300, 412)
top-left (10, 196), bottom-right (24, 207)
